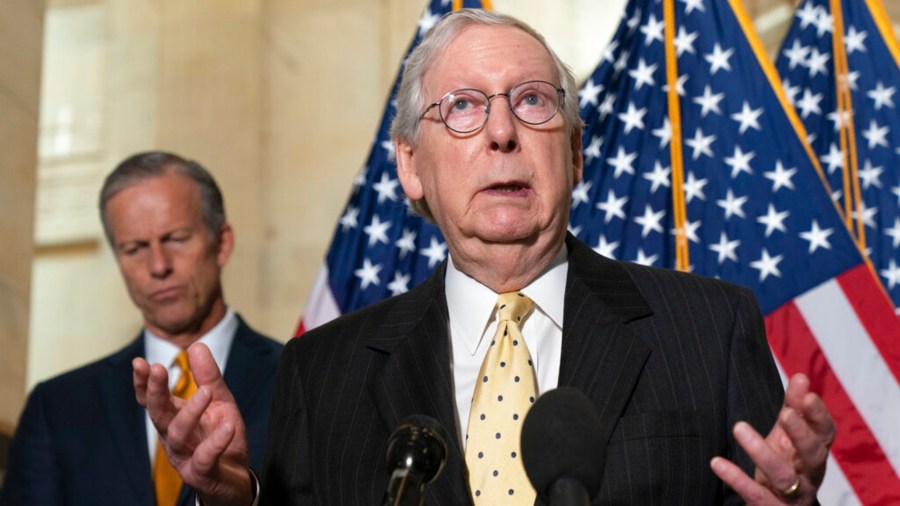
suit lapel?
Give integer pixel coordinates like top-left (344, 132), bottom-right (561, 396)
top-left (98, 335), bottom-right (155, 505)
top-left (365, 264), bottom-right (473, 505)
top-left (558, 236), bottom-right (653, 458)
top-left (222, 316), bottom-right (269, 416)
top-left (361, 238), bottom-right (653, 505)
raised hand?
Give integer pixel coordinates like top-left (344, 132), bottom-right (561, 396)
top-left (134, 342), bottom-right (255, 506)
top-left (711, 373), bottom-right (835, 505)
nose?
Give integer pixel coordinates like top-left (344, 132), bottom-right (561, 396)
top-left (148, 242), bottom-right (172, 279)
top-left (484, 94), bottom-right (519, 153)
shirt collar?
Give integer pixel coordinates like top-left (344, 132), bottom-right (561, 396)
top-left (143, 308), bottom-right (238, 375)
top-left (445, 244), bottom-right (568, 355)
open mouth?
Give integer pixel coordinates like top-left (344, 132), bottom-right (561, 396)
top-left (485, 182), bottom-right (530, 194)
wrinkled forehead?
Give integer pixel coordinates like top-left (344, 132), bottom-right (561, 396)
top-left (422, 24), bottom-right (558, 96)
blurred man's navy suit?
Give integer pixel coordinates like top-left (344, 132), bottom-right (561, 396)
top-left (1, 316), bottom-right (282, 506)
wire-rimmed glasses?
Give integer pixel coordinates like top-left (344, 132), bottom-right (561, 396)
top-left (420, 80), bottom-right (565, 134)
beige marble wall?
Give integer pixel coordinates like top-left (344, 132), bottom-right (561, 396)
top-left (153, 0), bottom-right (266, 341)
top-left (27, 0), bottom-right (156, 394)
top-left (0, 0), bottom-right (43, 431)
top-left (259, 0), bottom-right (403, 337)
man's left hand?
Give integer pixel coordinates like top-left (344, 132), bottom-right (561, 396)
top-left (711, 373), bottom-right (835, 505)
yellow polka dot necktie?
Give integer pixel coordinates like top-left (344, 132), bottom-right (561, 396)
top-left (152, 350), bottom-right (197, 506)
top-left (465, 292), bottom-right (538, 504)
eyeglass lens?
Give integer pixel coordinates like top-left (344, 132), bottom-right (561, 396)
top-left (438, 81), bottom-right (561, 133)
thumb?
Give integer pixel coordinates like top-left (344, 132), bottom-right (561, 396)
top-left (187, 342), bottom-right (233, 401)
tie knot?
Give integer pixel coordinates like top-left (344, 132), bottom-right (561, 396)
top-left (174, 350), bottom-right (190, 373)
top-left (172, 350), bottom-right (197, 399)
top-left (497, 292), bottom-right (533, 324)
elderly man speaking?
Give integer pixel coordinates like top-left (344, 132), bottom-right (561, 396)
top-left (135, 9), bottom-right (834, 506)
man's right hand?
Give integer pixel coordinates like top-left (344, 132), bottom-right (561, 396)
top-left (133, 342), bottom-right (255, 506)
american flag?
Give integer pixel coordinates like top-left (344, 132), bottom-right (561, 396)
top-left (296, 0), bottom-right (489, 334)
top-left (299, 0), bottom-right (900, 503)
top-left (571, 0), bottom-right (900, 503)
top-left (775, 0), bottom-right (900, 315)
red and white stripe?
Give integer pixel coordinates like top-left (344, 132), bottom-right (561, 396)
top-left (295, 264), bottom-right (340, 336)
top-left (766, 263), bottom-right (900, 505)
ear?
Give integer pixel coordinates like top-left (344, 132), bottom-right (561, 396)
top-left (569, 125), bottom-right (584, 187)
top-left (215, 224), bottom-right (235, 267)
top-left (395, 138), bottom-right (424, 201)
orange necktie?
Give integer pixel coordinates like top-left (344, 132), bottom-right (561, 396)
top-left (152, 350), bottom-right (197, 506)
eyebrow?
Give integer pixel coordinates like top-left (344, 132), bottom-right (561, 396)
top-left (115, 227), bottom-right (195, 247)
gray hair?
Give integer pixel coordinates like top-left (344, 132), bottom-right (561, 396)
top-left (389, 9), bottom-right (581, 220)
top-left (99, 151), bottom-right (226, 245)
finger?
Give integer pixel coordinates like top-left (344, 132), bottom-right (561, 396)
top-left (783, 374), bottom-right (810, 410)
top-left (166, 386), bottom-right (213, 454)
top-left (191, 422), bottom-right (236, 477)
top-left (801, 391), bottom-right (835, 445)
top-left (710, 457), bottom-right (776, 505)
top-left (781, 394), bottom-right (833, 489)
top-left (778, 404), bottom-right (825, 465)
top-left (734, 421), bottom-right (799, 494)
top-left (145, 362), bottom-right (177, 432)
top-left (133, 358), bottom-right (151, 406)
top-left (187, 343), bottom-right (235, 403)
top-left (193, 428), bottom-right (254, 506)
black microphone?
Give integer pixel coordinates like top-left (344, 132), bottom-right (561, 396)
top-left (521, 387), bottom-right (606, 506)
top-left (381, 415), bottom-right (449, 506)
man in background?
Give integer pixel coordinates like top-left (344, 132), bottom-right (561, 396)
top-left (0, 151), bottom-right (283, 505)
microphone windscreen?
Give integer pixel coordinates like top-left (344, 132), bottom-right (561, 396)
top-left (521, 387), bottom-right (606, 500)
top-left (385, 415), bottom-right (449, 484)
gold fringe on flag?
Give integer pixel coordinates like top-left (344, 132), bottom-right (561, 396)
top-left (663, 0), bottom-right (690, 272)
top-left (453, 0), bottom-right (493, 10)
top-left (831, 0), bottom-right (865, 247)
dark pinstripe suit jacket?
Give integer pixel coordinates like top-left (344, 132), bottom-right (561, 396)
top-left (0, 315), bottom-right (283, 506)
top-left (262, 235), bottom-right (784, 505)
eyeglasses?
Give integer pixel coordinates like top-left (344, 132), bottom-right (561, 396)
top-left (420, 80), bottom-right (565, 134)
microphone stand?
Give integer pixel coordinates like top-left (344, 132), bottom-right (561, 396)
top-left (547, 477), bottom-right (590, 506)
top-left (382, 467), bottom-right (427, 506)
top-left (381, 420), bottom-right (448, 506)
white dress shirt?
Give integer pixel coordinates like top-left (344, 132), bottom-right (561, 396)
top-left (446, 246), bottom-right (568, 447)
top-left (143, 308), bottom-right (238, 464)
